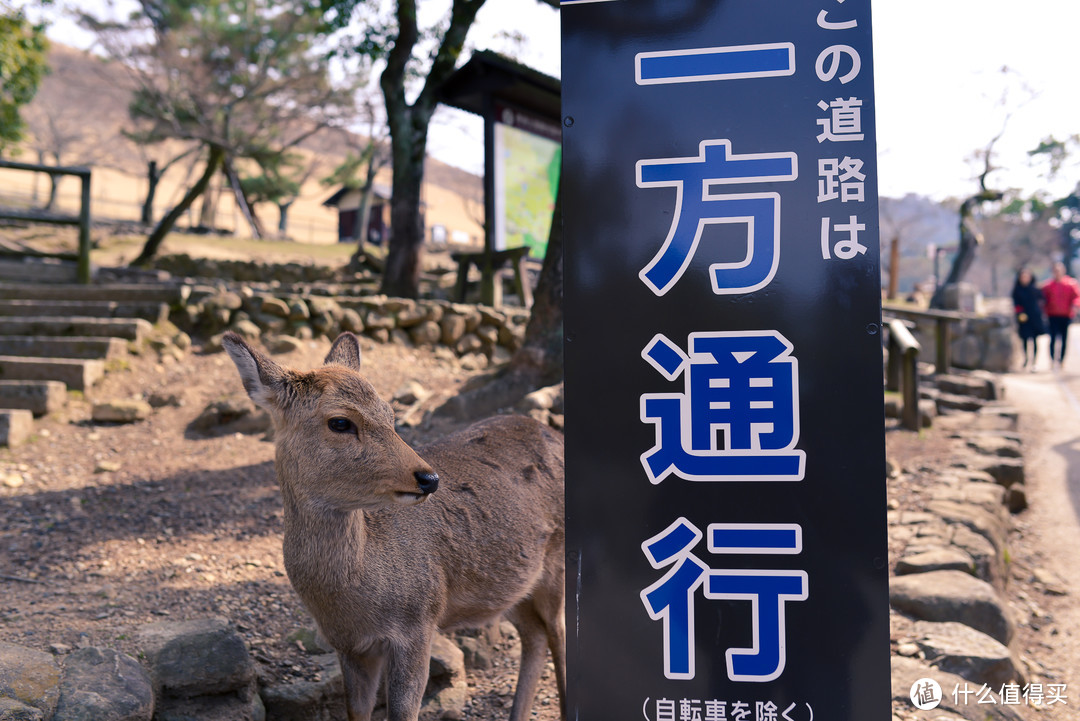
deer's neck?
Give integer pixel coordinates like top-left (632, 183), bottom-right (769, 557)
top-left (279, 487), bottom-right (367, 594)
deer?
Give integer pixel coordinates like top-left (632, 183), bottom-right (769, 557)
top-left (221, 331), bottom-right (566, 721)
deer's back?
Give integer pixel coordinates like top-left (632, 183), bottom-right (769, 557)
top-left (372, 414), bottom-right (564, 629)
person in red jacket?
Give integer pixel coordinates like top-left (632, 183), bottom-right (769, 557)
top-left (1041, 261), bottom-right (1080, 367)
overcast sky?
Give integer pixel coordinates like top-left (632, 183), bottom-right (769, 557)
top-left (39, 0), bottom-right (1080, 201)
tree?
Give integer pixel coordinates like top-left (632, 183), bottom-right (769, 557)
top-left (322, 0), bottom-right (558, 298)
top-left (241, 150), bottom-right (325, 238)
top-left (0, 4), bottom-right (48, 155)
top-left (930, 129), bottom-right (1004, 308)
top-left (81, 0), bottom-right (357, 265)
top-left (320, 97), bottom-right (390, 268)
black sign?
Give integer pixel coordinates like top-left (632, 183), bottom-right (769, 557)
top-left (562, 2), bottom-right (890, 719)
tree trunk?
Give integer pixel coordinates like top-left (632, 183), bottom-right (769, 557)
top-left (141, 160), bottom-right (160, 226)
top-left (887, 235), bottom-right (900, 300)
top-left (277, 200), bottom-right (292, 237)
top-left (223, 156), bottom-right (265, 240)
top-left (131, 144), bottom-right (225, 267)
top-left (930, 189), bottom-right (1002, 309)
top-left (436, 186), bottom-right (564, 420)
top-left (380, 121), bottom-right (426, 298)
top-left (348, 151), bottom-right (381, 270)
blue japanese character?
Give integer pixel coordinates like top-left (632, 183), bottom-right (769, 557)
top-left (641, 521), bottom-right (808, 683)
top-left (640, 518), bottom-right (708, 679)
top-left (636, 140), bottom-right (797, 296)
top-left (640, 332), bottom-right (805, 483)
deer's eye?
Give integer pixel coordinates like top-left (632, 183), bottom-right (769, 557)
top-left (328, 417), bottom-right (355, 434)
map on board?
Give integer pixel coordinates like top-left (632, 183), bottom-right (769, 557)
top-left (494, 120), bottom-right (561, 258)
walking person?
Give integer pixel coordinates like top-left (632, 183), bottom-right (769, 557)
top-left (1041, 261), bottom-right (1080, 368)
top-left (1012, 267), bottom-right (1046, 370)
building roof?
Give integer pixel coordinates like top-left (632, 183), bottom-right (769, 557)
top-left (322, 183), bottom-right (392, 208)
top-left (439, 50), bottom-right (561, 123)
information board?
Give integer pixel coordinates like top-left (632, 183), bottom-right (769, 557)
top-left (561, 2), bottom-right (890, 719)
top-left (493, 104), bottom-right (562, 258)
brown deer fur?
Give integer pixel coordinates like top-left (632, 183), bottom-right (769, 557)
top-left (222, 331), bottom-right (566, 721)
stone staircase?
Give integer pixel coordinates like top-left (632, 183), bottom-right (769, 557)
top-left (0, 280), bottom-right (188, 447)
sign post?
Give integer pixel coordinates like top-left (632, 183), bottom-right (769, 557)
top-left (562, 2), bottom-right (890, 719)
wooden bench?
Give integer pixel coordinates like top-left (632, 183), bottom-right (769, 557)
top-left (451, 246), bottom-right (533, 307)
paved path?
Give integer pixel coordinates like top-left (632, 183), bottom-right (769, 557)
top-left (1000, 332), bottom-right (1080, 702)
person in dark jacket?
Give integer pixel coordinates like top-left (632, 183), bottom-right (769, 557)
top-left (1012, 267), bottom-right (1046, 370)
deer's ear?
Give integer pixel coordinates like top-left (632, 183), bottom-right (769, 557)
top-left (324, 332), bottom-right (362, 371)
top-left (222, 332), bottom-right (284, 409)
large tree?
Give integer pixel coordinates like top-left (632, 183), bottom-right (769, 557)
top-left (322, 0), bottom-right (558, 298)
top-left (82, 0), bottom-right (357, 265)
top-left (0, 4), bottom-right (48, 155)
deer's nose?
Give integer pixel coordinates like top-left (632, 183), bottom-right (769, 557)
top-left (414, 470), bottom-right (439, 495)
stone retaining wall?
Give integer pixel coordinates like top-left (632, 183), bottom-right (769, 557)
top-left (172, 287), bottom-right (531, 369)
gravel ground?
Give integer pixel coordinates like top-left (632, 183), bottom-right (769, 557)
top-left (1, 332), bottom-right (1070, 721)
top-left (0, 334), bottom-right (561, 719)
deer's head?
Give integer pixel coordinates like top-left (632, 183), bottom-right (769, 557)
top-left (223, 332), bottom-right (439, 512)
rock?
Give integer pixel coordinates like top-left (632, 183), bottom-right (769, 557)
top-left (390, 329), bottom-right (413, 347)
top-left (1005, 484), bottom-right (1027, 513)
top-left (395, 305), bottom-right (429, 328)
top-left (895, 548), bottom-right (975, 576)
top-left (263, 336), bottom-right (304, 355)
top-left (936, 374), bottom-right (999, 400)
top-left (148, 392), bottom-right (182, 409)
top-left (884, 458), bottom-right (901, 479)
top-left (459, 353), bottom-right (488, 371)
top-left (368, 328), bottom-right (390, 344)
top-left (138, 617), bottom-right (254, 698)
top-left (0, 641), bottom-right (61, 719)
top-left (284, 628), bottom-right (334, 656)
top-left (889, 570), bottom-right (1014, 645)
top-left (231, 319), bottom-right (262, 341)
top-left (53, 646), bottom-right (154, 721)
top-left (0, 698), bottom-right (44, 721)
top-left (409, 321), bottom-right (442, 347)
top-left (393, 382), bottom-right (428, 406)
top-left (260, 677), bottom-right (344, 721)
top-left (936, 393), bottom-right (984, 413)
top-left (947, 525), bottom-right (1001, 587)
top-left (455, 334), bottom-right (483, 356)
top-left (258, 296), bottom-right (291, 319)
top-left (0, 409), bottom-right (33, 448)
top-left (92, 400), bottom-right (152, 424)
top-left (427, 634), bottom-right (464, 685)
top-left (979, 459), bottom-right (1024, 488)
top-left (307, 298), bottom-right (342, 321)
top-left (891, 656), bottom-right (1023, 721)
top-left (439, 315), bottom-right (467, 346)
top-left (287, 300), bottom-right (310, 322)
top-left (925, 500), bottom-right (1007, 554)
top-left (912, 621), bottom-right (1018, 686)
top-left (364, 311), bottom-right (395, 332)
top-left (3, 472), bottom-right (24, 488)
top-left (964, 436), bottom-right (1021, 458)
top-left (1033, 568), bottom-right (1068, 596)
top-left (339, 309), bottom-right (364, 334)
top-left (94, 461), bottom-right (122, 474)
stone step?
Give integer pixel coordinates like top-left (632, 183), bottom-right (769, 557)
top-left (0, 335), bottom-right (128, 359)
top-left (0, 316), bottom-right (151, 341)
top-left (0, 356), bottom-right (105, 391)
top-left (0, 282), bottom-right (189, 305)
top-left (0, 380), bottom-right (67, 416)
top-left (0, 258), bottom-right (79, 284)
top-left (0, 299), bottom-right (168, 323)
top-left (0, 409), bottom-right (33, 448)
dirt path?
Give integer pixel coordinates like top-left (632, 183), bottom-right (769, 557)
top-left (1000, 334), bottom-right (1080, 702)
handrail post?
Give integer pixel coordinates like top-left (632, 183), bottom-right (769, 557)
top-left (935, 318), bottom-right (951, 374)
top-left (78, 171), bottom-right (92, 284)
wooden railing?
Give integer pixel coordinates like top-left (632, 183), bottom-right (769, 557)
top-left (0, 159), bottom-right (92, 283)
top-left (881, 303), bottom-right (968, 375)
top-left (885, 318), bottom-right (921, 430)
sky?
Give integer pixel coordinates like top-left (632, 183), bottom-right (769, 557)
top-left (34, 0), bottom-right (1080, 201)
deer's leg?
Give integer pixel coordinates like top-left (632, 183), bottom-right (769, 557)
top-left (340, 650), bottom-right (386, 721)
top-left (507, 601), bottom-right (552, 721)
top-left (383, 633), bottom-right (433, 721)
top-left (534, 562), bottom-right (568, 721)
